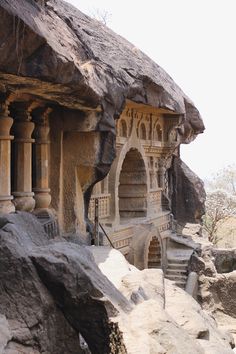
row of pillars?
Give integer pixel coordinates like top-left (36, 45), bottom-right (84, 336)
top-left (0, 97), bottom-right (51, 214)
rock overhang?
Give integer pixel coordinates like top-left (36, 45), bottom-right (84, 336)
top-left (0, 0), bottom-right (204, 140)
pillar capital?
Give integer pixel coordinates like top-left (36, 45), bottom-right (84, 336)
top-left (32, 106), bottom-right (52, 124)
top-left (10, 101), bottom-right (33, 122)
top-left (10, 102), bottom-right (35, 144)
top-left (0, 94), bottom-right (12, 119)
top-left (32, 107), bottom-right (52, 144)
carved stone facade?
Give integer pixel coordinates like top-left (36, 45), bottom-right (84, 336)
top-left (0, 93), bottom-right (182, 272)
top-left (88, 101), bottom-right (181, 270)
top-left (0, 95), bottom-right (56, 230)
top-left (0, 0), bottom-right (205, 277)
top-left (0, 90), bottom-right (203, 278)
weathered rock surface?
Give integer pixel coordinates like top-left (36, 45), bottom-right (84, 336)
top-left (166, 279), bottom-right (234, 353)
top-left (189, 245), bottom-right (236, 346)
top-left (170, 156), bottom-right (206, 224)
top-left (200, 271), bottom-right (236, 319)
top-left (199, 270), bottom-right (236, 345)
top-left (1, 212), bottom-right (234, 353)
top-left (0, 212), bottom-right (129, 353)
top-left (92, 246), bottom-right (234, 354)
top-left (0, 315), bottom-right (11, 353)
top-left (212, 248), bottom-right (236, 274)
top-left (0, 0), bottom-right (204, 141)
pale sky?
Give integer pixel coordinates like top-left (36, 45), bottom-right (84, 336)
top-left (66, 0), bottom-right (236, 179)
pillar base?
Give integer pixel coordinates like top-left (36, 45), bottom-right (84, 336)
top-left (33, 189), bottom-right (51, 209)
top-left (0, 196), bottom-right (15, 214)
top-left (13, 192), bottom-right (35, 212)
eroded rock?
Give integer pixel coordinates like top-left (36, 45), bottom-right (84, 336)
top-left (1, 213), bottom-right (234, 353)
top-left (170, 157), bottom-right (206, 224)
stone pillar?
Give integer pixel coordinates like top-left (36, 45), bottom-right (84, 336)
top-left (103, 175), bottom-right (109, 194)
top-left (32, 107), bottom-right (51, 210)
top-left (158, 159), bottom-right (166, 188)
top-left (0, 99), bottom-right (15, 214)
top-left (11, 103), bottom-right (35, 211)
top-left (93, 182), bottom-right (101, 195)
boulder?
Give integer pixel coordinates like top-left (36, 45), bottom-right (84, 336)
top-left (0, 212), bottom-right (234, 354)
top-left (170, 157), bottom-right (206, 224)
top-left (93, 246), bottom-right (234, 354)
top-left (212, 248), bottom-right (236, 274)
top-left (0, 213), bottom-right (87, 354)
top-left (200, 272), bottom-right (236, 318)
top-left (165, 279), bottom-right (234, 353)
top-left (198, 268), bottom-right (236, 345)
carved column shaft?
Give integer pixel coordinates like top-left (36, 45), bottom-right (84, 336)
top-left (103, 175), bottom-right (109, 194)
top-left (32, 108), bottom-right (51, 209)
top-left (11, 103), bottom-right (35, 211)
top-left (158, 168), bottom-right (165, 188)
top-left (0, 99), bottom-right (15, 213)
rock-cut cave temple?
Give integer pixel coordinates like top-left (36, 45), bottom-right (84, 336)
top-left (0, 0), bottom-right (205, 287)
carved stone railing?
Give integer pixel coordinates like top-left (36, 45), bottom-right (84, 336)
top-left (157, 213), bottom-right (172, 233)
top-left (35, 211), bottom-right (59, 238)
top-left (88, 193), bottom-right (111, 220)
top-left (102, 225), bottom-right (134, 254)
top-left (149, 189), bottom-right (162, 212)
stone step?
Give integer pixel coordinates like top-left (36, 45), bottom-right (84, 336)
top-left (176, 282), bottom-right (186, 289)
top-left (148, 251), bottom-right (161, 256)
top-left (167, 263), bottom-right (188, 270)
top-left (165, 274), bottom-right (187, 281)
top-left (148, 261), bottom-right (161, 268)
top-left (165, 268), bottom-right (187, 276)
top-left (164, 277), bottom-right (186, 288)
top-left (149, 245), bottom-right (161, 249)
top-left (149, 255), bottom-right (161, 260)
top-left (148, 256), bottom-right (161, 263)
top-left (148, 265), bottom-right (161, 269)
top-left (149, 250), bottom-right (161, 255)
top-left (149, 244), bottom-right (160, 249)
top-left (168, 258), bottom-right (189, 265)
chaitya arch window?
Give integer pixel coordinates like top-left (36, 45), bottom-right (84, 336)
top-left (120, 119), bottom-right (127, 137)
top-left (140, 123), bottom-right (146, 140)
top-left (156, 124), bottom-right (162, 141)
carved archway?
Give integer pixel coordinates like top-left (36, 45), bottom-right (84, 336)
top-left (118, 148), bottom-right (147, 219)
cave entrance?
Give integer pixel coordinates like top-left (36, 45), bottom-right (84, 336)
top-left (147, 236), bottom-right (162, 268)
top-left (118, 148), bottom-right (147, 219)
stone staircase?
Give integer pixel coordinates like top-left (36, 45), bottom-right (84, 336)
top-left (165, 257), bottom-right (189, 289)
top-left (147, 237), bottom-right (161, 269)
